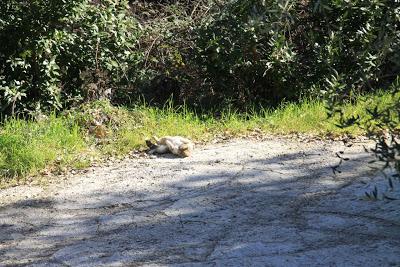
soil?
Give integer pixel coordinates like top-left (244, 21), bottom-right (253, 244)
top-left (1, 137), bottom-right (399, 266)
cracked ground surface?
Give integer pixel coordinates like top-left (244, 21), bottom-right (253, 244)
top-left (0, 138), bottom-right (400, 266)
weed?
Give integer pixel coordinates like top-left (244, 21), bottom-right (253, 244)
top-left (0, 92), bottom-right (397, 187)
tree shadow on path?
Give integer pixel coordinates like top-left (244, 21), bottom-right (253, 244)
top-left (1, 140), bottom-right (400, 266)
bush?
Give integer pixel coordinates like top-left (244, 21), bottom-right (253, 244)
top-left (308, 0), bottom-right (399, 103)
top-left (193, 0), bottom-right (301, 107)
top-left (187, 0), bottom-right (399, 108)
top-left (316, 0), bottom-right (400, 176)
top-left (128, 0), bottom-right (216, 107)
top-left (0, 0), bottom-right (145, 116)
top-left (1, 0), bottom-right (398, 113)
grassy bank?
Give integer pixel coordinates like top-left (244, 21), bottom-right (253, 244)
top-left (0, 93), bottom-right (396, 187)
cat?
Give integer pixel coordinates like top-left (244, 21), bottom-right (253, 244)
top-left (146, 136), bottom-right (194, 157)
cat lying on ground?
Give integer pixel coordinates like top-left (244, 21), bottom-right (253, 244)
top-left (146, 136), bottom-right (194, 157)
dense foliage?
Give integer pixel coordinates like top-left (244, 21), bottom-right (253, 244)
top-left (0, 0), bottom-right (144, 116)
top-left (190, 0), bottom-right (400, 107)
top-left (0, 0), bottom-right (399, 111)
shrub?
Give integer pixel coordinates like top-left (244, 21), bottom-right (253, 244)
top-left (128, 0), bottom-right (216, 107)
top-left (316, 0), bottom-right (400, 176)
top-left (189, 0), bottom-right (399, 108)
top-left (193, 0), bottom-right (301, 107)
top-left (309, 0), bottom-right (400, 102)
top-left (0, 0), bottom-right (145, 116)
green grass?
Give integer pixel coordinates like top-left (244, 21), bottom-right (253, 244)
top-left (0, 115), bottom-right (87, 186)
top-left (0, 92), bottom-right (397, 187)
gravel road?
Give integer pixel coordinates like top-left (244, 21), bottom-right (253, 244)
top-left (1, 138), bottom-right (399, 266)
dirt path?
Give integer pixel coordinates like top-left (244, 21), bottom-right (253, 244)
top-left (0, 138), bottom-right (399, 266)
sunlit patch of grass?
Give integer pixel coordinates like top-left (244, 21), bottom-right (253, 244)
top-left (260, 99), bottom-right (330, 134)
top-left (111, 103), bottom-right (210, 155)
top-left (0, 115), bottom-right (86, 185)
top-left (342, 91), bottom-right (400, 128)
top-left (258, 98), bottom-right (367, 135)
top-left (1, 92), bottom-right (397, 187)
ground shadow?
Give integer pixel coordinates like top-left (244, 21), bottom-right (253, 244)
top-left (1, 143), bottom-right (399, 266)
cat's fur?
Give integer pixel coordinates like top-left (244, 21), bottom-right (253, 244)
top-left (146, 136), bottom-right (194, 157)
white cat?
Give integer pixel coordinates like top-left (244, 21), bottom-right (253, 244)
top-left (146, 136), bottom-right (194, 157)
